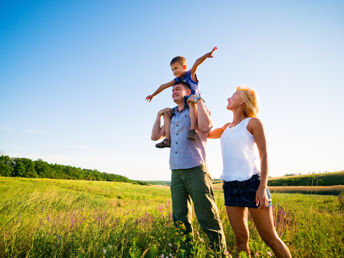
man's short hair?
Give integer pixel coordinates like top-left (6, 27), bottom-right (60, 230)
top-left (170, 56), bottom-right (186, 66)
top-left (173, 81), bottom-right (190, 91)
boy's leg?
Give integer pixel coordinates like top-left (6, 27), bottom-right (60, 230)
top-left (188, 102), bottom-right (197, 131)
top-left (163, 113), bottom-right (171, 141)
top-left (187, 101), bottom-right (198, 141)
top-left (155, 113), bottom-right (171, 148)
top-left (184, 165), bottom-right (227, 250)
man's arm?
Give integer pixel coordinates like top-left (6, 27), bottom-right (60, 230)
top-left (189, 46), bottom-right (217, 80)
top-left (151, 108), bottom-right (171, 140)
top-left (146, 80), bottom-right (175, 102)
top-left (188, 96), bottom-right (212, 133)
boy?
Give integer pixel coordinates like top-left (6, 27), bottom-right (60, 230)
top-left (146, 46), bottom-right (217, 148)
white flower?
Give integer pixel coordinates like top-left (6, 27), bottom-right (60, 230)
top-left (103, 249), bottom-right (107, 254)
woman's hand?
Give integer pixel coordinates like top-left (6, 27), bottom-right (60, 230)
top-left (256, 185), bottom-right (268, 208)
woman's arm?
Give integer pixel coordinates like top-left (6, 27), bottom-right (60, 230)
top-left (247, 118), bottom-right (269, 208)
top-left (208, 123), bottom-right (230, 138)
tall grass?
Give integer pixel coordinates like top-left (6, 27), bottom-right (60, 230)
top-left (1, 177), bottom-right (343, 257)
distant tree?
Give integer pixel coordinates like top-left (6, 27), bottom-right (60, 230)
top-left (34, 159), bottom-right (52, 178)
top-left (0, 155), bottom-right (14, 176)
top-left (1, 154), bottom-right (140, 184)
top-left (20, 158), bottom-right (38, 178)
top-left (13, 159), bottom-right (26, 177)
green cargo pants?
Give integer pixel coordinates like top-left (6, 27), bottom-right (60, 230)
top-left (171, 164), bottom-right (226, 250)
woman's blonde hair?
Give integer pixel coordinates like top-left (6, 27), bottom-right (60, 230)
top-left (236, 86), bottom-right (259, 117)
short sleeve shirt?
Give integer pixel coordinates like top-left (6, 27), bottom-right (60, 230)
top-left (174, 70), bottom-right (201, 96)
top-left (169, 106), bottom-right (207, 170)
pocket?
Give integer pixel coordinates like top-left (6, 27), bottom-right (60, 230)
top-left (241, 191), bottom-right (256, 204)
top-left (243, 176), bottom-right (260, 192)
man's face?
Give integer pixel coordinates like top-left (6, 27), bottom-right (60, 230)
top-left (172, 84), bottom-right (189, 103)
top-left (170, 62), bottom-right (186, 78)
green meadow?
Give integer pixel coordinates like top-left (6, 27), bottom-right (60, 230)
top-left (1, 177), bottom-right (343, 257)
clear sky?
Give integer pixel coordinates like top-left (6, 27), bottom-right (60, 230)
top-left (1, 0), bottom-right (343, 181)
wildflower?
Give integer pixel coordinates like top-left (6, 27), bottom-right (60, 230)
top-left (267, 251), bottom-right (272, 256)
top-left (160, 254), bottom-right (164, 258)
top-left (103, 249), bottom-right (107, 254)
top-left (16, 214), bottom-right (21, 224)
top-left (168, 243), bottom-right (173, 247)
top-left (41, 204), bottom-right (44, 213)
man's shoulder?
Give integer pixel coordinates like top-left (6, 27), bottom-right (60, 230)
top-left (172, 106), bottom-right (189, 116)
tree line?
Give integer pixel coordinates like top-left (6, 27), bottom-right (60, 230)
top-left (0, 155), bottom-right (146, 185)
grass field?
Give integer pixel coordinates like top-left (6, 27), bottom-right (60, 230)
top-left (1, 177), bottom-right (343, 257)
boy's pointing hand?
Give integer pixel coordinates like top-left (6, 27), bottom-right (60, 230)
top-left (207, 46), bottom-right (218, 58)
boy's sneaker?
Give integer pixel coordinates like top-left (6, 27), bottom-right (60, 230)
top-left (187, 129), bottom-right (198, 141)
top-left (155, 138), bottom-right (171, 148)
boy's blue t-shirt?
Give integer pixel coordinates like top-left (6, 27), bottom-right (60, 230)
top-left (174, 70), bottom-right (201, 96)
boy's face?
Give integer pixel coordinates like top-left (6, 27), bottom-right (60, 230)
top-left (170, 62), bottom-right (186, 78)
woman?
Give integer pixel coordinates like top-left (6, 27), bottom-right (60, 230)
top-left (209, 86), bottom-right (291, 257)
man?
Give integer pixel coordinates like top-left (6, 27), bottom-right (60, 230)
top-left (151, 81), bottom-right (227, 250)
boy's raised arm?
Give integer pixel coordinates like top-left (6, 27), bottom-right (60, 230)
top-left (146, 79), bottom-right (175, 102)
top-left (190, 46), bottom-right (218, 79)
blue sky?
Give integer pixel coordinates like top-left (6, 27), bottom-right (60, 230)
top-left (0, 0), bottom-right (343, 180)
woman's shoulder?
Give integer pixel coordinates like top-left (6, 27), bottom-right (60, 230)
top-left (247, 117), bottom-right (264, 133)
top-left (247, 117), bottom-right (262, 125)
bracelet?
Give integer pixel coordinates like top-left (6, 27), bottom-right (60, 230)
top-left (193, 96), bottom-right (204, 103)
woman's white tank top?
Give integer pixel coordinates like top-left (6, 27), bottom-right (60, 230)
top-left (220, 117), bottom-right (260, 181)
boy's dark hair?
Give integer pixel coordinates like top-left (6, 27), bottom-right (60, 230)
top-left (173, 81), bottom-right (190, 90)
top-left (170, 56), bottom-right (186, 66)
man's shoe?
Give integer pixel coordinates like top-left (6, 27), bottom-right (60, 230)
top-left (187, 129), bottom-right (198, 141)
top-left (155, 139), bottom-right (171, 148)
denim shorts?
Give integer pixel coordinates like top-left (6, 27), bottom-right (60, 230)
top-left (223, 174), bottom-right (272, 208)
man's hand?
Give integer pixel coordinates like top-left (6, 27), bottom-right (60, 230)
top-left (205, 46), bottom-right (218, 58)
top-left (146, 95), bottom-right (154, 102)
top-left (158, 108), bottom-right (172, 117)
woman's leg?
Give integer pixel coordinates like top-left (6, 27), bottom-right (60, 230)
top-left (248, 207), bottom-right (291, 258)
top-left (226, 206), bottom-right (250, 256)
